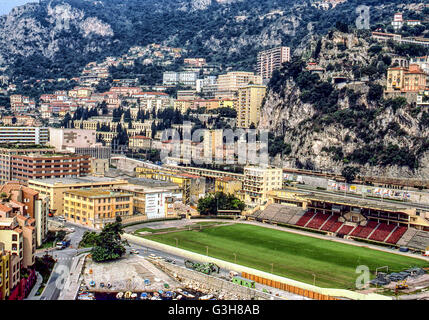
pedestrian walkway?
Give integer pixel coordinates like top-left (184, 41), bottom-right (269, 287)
top-left (25, 272), bottom-right (43, 300)
top-left (58, 253), bottom-right (87, 300)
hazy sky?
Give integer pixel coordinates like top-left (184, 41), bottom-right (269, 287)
top-left (0, 0), bottom-right (37, 15)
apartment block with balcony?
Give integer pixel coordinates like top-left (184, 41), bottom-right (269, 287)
top-left (0, 182), bottom-right (49, 247)
top-left (0, 127), bottom-right (49, 145)
top-left (0, 145), bottom-right (55, 185)
top-left (243, 166), bottom-right (283, 206)
top-left (236, 84), bottom-right (267, 128)
top-left (216, 71), bottom-right (263, 99)
top-left (256, 46), bottom-right (291, 80)
top-left (10, 153), bottom-right (91, 183)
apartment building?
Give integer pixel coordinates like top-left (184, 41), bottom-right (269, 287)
top-left (135, 92), bottom-right (172, 112)
top-left (0, 146), bottom-right (54, 185)
top-left (63, 189), bottom-right (133, 229)
top-left (0, 182), bottom-right (49, 247)
top-left (256, 46), bottom-right (291, 80)
top-left (163, 71), bottom-right (199, 87)
top-left (215, 177), bottom-right (243, 195)
top-left (243, 166), bottom-right (283, 206)
top-left (27, 177), bottom-right (129, 216)
top-left (386, 64), bottom-right (428, 93)
top-left (0, 243), bottom-right (10, 299)
top-left (174, 100), bottom-right (194, 114)
top-left (216, 71), bottom-right (263, 99)
top-left (0, 127), bottom-right (49, 145)
top-left (129, 135), bottom-right (152, 151)
top-left (10, 153), bottom-right (91, 183)
top-left (236, 84), bottom-right (267, 128)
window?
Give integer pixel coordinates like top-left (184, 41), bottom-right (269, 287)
top-left (12, 234), bottom-right (17, 242)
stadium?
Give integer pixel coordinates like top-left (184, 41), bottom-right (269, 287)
top-left (142, 188), bottom-right (429, 298)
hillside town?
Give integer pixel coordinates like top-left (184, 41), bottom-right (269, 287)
top-left (1, 2), bottom-right (429, 305)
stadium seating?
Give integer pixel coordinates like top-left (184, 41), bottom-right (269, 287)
top-left (306, 213), bottom-right (331, 230)
top-left (369, 223), bottom-right (396, 242)
top-left (403, 230), bottom-right (429, 251)
top-left (328, 221), bottom-right (343, 233)
top-left (320, 215), bottom-right (339, 231)
top-left (350, 225), bottom-right (364, 237)
top-left (385, 226), bottom-right (408, 244)
top-left (336, 225), bottom-right (354, 236)
top-left (295, 211), bottom-right (316, 227)
top-left (354, 221), bottom-right (378, 239)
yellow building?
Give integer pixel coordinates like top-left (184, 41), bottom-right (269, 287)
top-left (236, 84), bottom-right (267, 128)
top-left (28, 177), bottom-right (129, 217)
top-left (219, 98), bottom-right (237, 109)
top-left (174, 99), bottom-right (194, 114)
top-left (0, 243), bottom-right (10, 300)
top-left (387, 67), bottom-right (406, 91)
top-left (216, 71), bottom-right (263, 99)
top-left (386, 64), bottom-right (427, 92)
top-left (243, 166), bottom-right (283, 206)
top-left (215, 177), bottom-right (243, 194)
top-left (63, 189), bottom-right (133, 229)
top-left (77, 88), bottom-right (93, 98)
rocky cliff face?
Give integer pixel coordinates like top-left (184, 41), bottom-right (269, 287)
top-left (261, 31), bottom-right (429, 179)
top-left (1, 0), bottom-right (414, 82)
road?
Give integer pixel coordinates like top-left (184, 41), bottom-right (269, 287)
top-left (36, 218), bottom-right (95, 300)
top-left (36, 217), bottom-right (306, 300)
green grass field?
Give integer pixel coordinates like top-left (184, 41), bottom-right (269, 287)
top-left (143, 224), bottom-right (428, 289)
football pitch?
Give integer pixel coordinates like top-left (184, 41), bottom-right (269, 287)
top-left (143, 223), bottom-right (428, 289)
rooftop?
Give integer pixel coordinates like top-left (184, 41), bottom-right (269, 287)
top-left (28, 176), bottom-right (127, 186)
top-left (64, 189), bottom-right (132, 199)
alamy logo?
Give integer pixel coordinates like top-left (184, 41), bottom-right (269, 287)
top-left (356, 5), bottom-right (370, 30)
top-left (159, 122), bottom-right (269, 166)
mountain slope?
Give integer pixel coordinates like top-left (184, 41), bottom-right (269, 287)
top-left (0, 0), bottom-right (423, 82)
top-left (260, 30), bottom-right (429, 178)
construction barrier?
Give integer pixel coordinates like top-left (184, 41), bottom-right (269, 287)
top-left (242, 272), bottom-right (340, 300)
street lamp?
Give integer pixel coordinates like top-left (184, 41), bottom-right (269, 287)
top-left (205, 246), bottom-right (209, 256)
top-left (174, 238), bottom-right (179, 247)
top-left (233, 253), bottom-right (237, 264)
top-left (312, 273), bottom-right (316, 286)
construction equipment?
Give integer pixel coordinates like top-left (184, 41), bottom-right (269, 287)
top-left (396, 280), bottom-right (408, 290)
top-left (184, 260), bottom-right (220, 275)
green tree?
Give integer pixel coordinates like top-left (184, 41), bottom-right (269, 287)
top-left (197, 192), bottom-right (245, 215)
top-left (341, 166), bottom-right (359, 184)
top-left (91, 217), bottom-right (128, 262)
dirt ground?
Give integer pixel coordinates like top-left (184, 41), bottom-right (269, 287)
top-left (82, 254), bottom-right (180, 292)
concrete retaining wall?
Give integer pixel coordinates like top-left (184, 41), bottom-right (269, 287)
top-left (151, 259), bottom-right (280, 300)
top-left (123, 233), bottom-right (392, 300)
